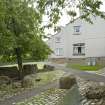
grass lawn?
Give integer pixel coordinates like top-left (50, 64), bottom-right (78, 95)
top-left (67, 64), bottom-right (104, 71)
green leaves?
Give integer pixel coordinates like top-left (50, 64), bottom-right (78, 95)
top-left (0, 0), bottom-right (52, 62)
top-left (78, 0), bottom-right (105, 23)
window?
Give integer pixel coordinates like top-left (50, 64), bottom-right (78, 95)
top-left (74, 26), bottom-right (81, 34)
top-left (55, 48), bottom-right (63, 56)
top-left (73, 43), bottom-right (85, 56)
top-left (55, 37), bottom-right (61, 43)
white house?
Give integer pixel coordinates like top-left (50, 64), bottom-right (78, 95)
top-left (47, 15), bottom-right (105, 65)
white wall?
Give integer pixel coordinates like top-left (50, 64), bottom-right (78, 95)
top-left (47, 27), bottom-right (68, 58)
top-left (84, 16), bottom-right (105, 57)
top-left (86, 38), bottom-right (105, 57)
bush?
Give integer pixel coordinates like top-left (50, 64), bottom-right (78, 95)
top-left (59, 75), bottom-right (77, 89)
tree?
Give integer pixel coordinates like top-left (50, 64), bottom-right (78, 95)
top-left (0, 0), bottom-right (104, 79)
top-left (0, 0), bottom-right (52, 79)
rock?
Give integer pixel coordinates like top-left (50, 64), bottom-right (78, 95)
top-left (76, 77), bottom-right (105, 105)
top-left (23, 64), bottom-right (38, 76)
top-left (59, 84), bottom-right (81, 105)
top-left (43, 65), bottom-right (55, 71)
top-left (59, 74), bottom-right (77, 89)
top-left (22, 75), bottom-right (35, 88)
top-left (0, 76), bottom-right (11, 85)
top-left (12, 82), bottom-right (21, 88)
top-left (35, 78), bottom-right (41, 82)
top-left (85, 83), bottom-right (105, 99)
top-left (81, 99), bottom-right (88, 104)
top-left (0, 66), bottom-right (19, 79)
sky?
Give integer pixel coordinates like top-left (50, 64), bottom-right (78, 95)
top-left (101, 0), bottom-right (105, 11)
top-left (59, 0), bottom-right (105, 26)
top-left (44, 0), bottom-right (105, 35)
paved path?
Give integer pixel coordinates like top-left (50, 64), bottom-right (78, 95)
top-left (0, 81), bottom-right (59, 105)
top-left (49, 63), bottom-right (105, 83)
top-left (95, 67), bottom-right (105, 75)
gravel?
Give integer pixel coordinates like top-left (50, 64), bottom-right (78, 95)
top-left (77, 77), bottom-right (105, 105)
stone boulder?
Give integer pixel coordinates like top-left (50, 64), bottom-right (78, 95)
top-left (59, 74), bottom-right (77, 89)
top-left (22, 75), bottom-right (35, 88)
top-left (23, 64), bottom-right (38, 76)
top-left (12, 82), bottom-right (22, 88)
top-left (0, 76), bottom-right (11, 85)
top-left (0, 66), bottom-right (19, 79)
top-left (43, 65), bottom-right (55, 71)
top-left (85, 82), bottom-right (105, 99)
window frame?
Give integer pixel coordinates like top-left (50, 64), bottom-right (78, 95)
top-left (55, 37), bottom-right (61, 43)
top-left (55, 48), bottom-right (63, 56)
top-left (73, 43), bottom-right (85, 56)
top-left (73, 26), bottom-right (81, 35)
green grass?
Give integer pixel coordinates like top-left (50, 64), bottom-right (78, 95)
top-left (67, 64), bottom-right (104, 71)
top-left (26, 70), bottom-right (65, 88)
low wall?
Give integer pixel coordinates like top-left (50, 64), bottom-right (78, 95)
top-left (50, 58), bottom-right (68, 64)
top-left (49, 58), bottom-right (86, 65)
top-left (0, 66), bottom-right (19, 79)
top-left (68, 58), bottom-right (86, 65)
top-left (50, 57), bottom-right (105, 66)
top-left (0, 64), bottom-right (38, 79)
top-left (96, 57), bottom-right (105, 66)
top-left (23, 64), bottom-right (38, 76)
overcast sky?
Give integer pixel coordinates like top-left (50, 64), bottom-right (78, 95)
top-left (58, 0), bottom-right (105, 26)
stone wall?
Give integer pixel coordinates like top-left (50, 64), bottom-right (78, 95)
top-left (0, 64), bottom-right (38, 80)
top-left (0, 66), bottom-right (19, 79)
top-left (49, 58), bottom-right (86, 65)
top-left (49, 58), bottom-right (68, 64)
top-left (50, 57), bottom-right (105, 66)
top-left (68, 58), bottom-right (86, 65)
top-left (23, 64), bottom-right (38, 76)
top-left (96, 57), bottom-right (105, 66)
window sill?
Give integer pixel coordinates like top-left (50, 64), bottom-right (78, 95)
top-left (73, 33), bottom-right (81, 35)
top-left (73, 54), bottom-right (85, 56)
top-left (55, 42), bottom-right (61, 43)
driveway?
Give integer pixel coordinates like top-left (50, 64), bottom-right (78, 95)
top-left (49, 63), bottom-right (105, 83)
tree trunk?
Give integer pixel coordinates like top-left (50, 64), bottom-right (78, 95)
top-left (14, 47), bottom-right (23, 80)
